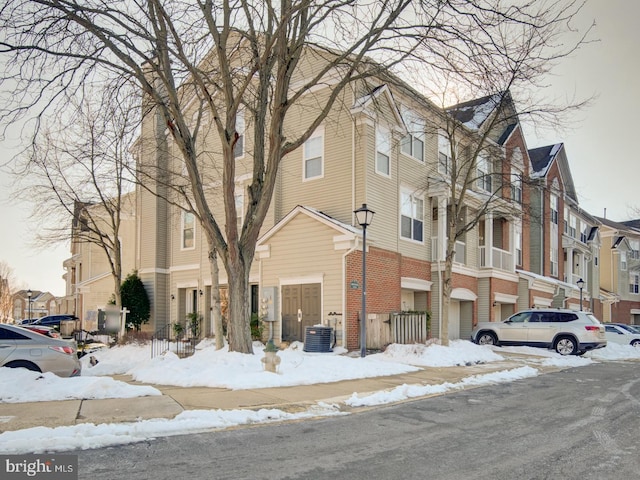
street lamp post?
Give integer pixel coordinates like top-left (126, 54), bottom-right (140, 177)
top-left (27, 289), bottom-right (32, 321)
top-left (577, 278), bottom-right (584, 311)
top-left (354, 204), bottom-right (374, 358)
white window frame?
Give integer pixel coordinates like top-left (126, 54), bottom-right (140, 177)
top-left (621, 251), bottom-right (628, 271)
top-left (438, 132), bottom-right (452, 175)
top-left (550, 194), bottom-right (559, 225)
top-left (234, 110), bottom-right (245, 159)
top-left (511, 167), bottom-right (522, 203)
top-left (476, 154), bottom-right (492, 193)
top-left (630, 273), bottom-right (639, 294)
top-left (376, 125), bottom-right (391, 177)
top-left (400, 189), bottom-right (424, 243)
top-left (551, 245), bottom-right (558, 277)
top-left (303, 126), bottom-right (324, 181)
top-left (569, 215), bottom-right (577, 238)
top-left (400, 108), bottom-right (424, 162)
top-left (515, 230), bottom-right (522, 267)
top-left (235, 191), bottom-right (244, 232)
top-left (630, 239), bottom-right (640, 259)
top-left (182, 211), bottom-right (196, 250)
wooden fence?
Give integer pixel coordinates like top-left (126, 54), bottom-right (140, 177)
top-left (365, 312), bottom-right (430, 349)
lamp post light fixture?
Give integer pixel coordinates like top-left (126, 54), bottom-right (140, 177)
top-left (354, 203), bottom-right (375, 358)
top-left (577, 278), bottom-right (585, 311)
top-left (27, 289), bottom-right (32, 322)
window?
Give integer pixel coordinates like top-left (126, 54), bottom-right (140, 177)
top-left (400, 190), bottom-right (424, 242)
top-left (182, 212), bottom-right (195, 249)
top-left (233, 110), bottom-right (245, 158)
top-left (511, 168), bottom-right (522, 203)
top-left (630, 240), bottom-right (640, 259)
top-left (569, 215), bottom-right (577, 238)
top-left (563, 207), bottom-right (568, 234)
top-left (515, 230), bottom-right (522, 267)
top-left (235, 191), bottom-right (244, 232)
top-left (438, 132), bottom-right (452, 174)
top-left (551, 245), bottom-right (558, 276)
top-left (550, 194), bottom-right (559, 225)
top-left (304, 127), bottom-right (323, 180)
top-left (621, 251), bottom-right (628, 271)
top-left (376, 125), bottom-right (391, 176)
top-left (477, 155), bottom-right (492, 192)
top-left (630, 274), bottom-right (639, 294)
top-left (400, 108), bottom-right (424, 162)
top-left (580, 222), bottom-right (588, 243)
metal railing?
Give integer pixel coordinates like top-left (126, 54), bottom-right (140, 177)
top-left (151, 323), bottom-right (199, 359)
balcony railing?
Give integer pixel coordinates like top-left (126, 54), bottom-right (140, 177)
top-left (431, 237), bottom-right (465, 263)
top-left (479, 246), bottom-right (513, 271)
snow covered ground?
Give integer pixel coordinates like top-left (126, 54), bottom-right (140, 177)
top-left (1, 339), bottom-right (638, 453)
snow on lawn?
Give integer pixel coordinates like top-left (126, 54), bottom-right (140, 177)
top-left (0, 368), bottom-right (161, 403)
top-left (2, 339), bottom-right (640, 454)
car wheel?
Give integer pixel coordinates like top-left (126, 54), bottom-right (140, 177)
top-left (3, 360), bottom-right (42, 372)
top-left (554, 336), bottom-right (577, 355)
top-left (631, 340), bottom-right (640, 347)
top-left (477, 331), bottom-right (498, 346)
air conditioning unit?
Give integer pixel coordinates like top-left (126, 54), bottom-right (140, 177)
top-left (303, 326), bottom-right (333, 353)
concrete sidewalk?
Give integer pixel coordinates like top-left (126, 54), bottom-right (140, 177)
top-left (0, 355), bottom-right (559, 433)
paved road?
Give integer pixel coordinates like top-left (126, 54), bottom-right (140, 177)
top-left (76, 361), bottom-right (640, 480)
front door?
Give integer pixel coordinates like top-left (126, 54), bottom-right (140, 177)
top-left (282, 284), bottom-right (321, 342)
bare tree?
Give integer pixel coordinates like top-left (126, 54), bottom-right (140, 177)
top-left (398, 0), bottom-right (592, 344)
top-left (0, 0), bottom-right (590, 353)
top-left (0, 261), bottom-right (18, 323)
top-left (13, 85), bottom-right (137, 317)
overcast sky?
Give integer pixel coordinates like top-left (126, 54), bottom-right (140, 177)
top-left (0, 0), bottom-right (637, 298)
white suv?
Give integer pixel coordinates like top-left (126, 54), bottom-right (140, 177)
top-left (471, 309), bottom-right (607, 355)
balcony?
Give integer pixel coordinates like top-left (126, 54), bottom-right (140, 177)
top-left (479, 246), bottom-right (513, 271)
top-left (431, 237), bottom-right (466, 263)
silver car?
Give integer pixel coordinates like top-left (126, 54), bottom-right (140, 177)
top-left (0, 324), bottom-right (81, 377)
top-left (471, 309), bottom-right (607, 355)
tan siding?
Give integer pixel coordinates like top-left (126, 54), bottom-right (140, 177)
top-left (260, 214), bottom-right (346, 342)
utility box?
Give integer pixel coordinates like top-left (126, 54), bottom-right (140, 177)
top-left (303, 326), bottom-right (333, 353)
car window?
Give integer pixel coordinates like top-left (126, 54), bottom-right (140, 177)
top-left (539, 312), bottom-right (558, 323)
top-left (605, 325), bottom-right (622, 334)
top-left (585, 313), bottom-right (602, 325)
top-left (0, 327), bottom-right (30, 340)
top-left (507, 312), bottom-right (532, 323)
top-left (555, 313), bottom-right (578, 323)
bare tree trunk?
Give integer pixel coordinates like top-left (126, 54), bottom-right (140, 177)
top-left (226, 265), bottom-right (252, 354)
top-left (208, 249), bottom-right (224, 350)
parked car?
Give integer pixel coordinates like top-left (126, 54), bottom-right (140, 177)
top-left (471, 309), bottom-right (607, 355)
top-left (30, 314), bottom-right (78, 329)
top-left (603, 324), bottom-right (640, 347)
top-left (19, 324), bottom-right (62, 339)
top-left (0, 324), bottom-right (81, 377)
top-left (609, 323), bottom-right (640, 334)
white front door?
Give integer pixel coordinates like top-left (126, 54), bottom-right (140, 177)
top-left (449, 300), bottom-right (461, 340)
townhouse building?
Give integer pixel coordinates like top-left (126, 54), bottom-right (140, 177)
top-left (63, 43), bottom-right (637, 350)
top-left (61, 195), bottom-right (137, 327)
top-left (596, 217), bottom-right (640, 325)
top-left (132, 39), bottom-right (542, 351)
top-left (526, 143), bottom-right (602, 316)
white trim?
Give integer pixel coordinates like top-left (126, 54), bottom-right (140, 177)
top-left (169, 264), bottom-right (200, 272)
top-left (494, 292), bottom-right (518, 304)
top-left (532, 296), bottom-right (553, 307)
top-left (401, 277), bottom-right (432, 291)
top-left (279, 275), bottom-right (324, 286)
top-left (176, 281), bottom-right (198, 289)
top-left (630, 309), bottom-right (640, 315)
top-left (138, 268), bottom-right (170, 275)
top-left (451, 288), bottom-right (477, 301)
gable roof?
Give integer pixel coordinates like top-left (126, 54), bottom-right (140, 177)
top-left (351, 84), bottom-right (406, 133)
top-left (528, 143), bottom-right (563, 178)
top-left (257, 205), bottom-right (361, 246)
top-left (448, 93), bottom-right (502, 130)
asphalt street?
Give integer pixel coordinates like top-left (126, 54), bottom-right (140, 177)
top-left (74, 360), bottom-right (640, 480)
